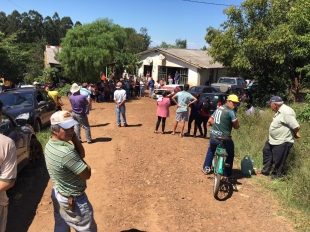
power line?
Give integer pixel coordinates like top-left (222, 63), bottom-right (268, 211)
top-left (182, 0), bottom-right (240, 7)
top-left (6, 0), bottom-right (27, 12)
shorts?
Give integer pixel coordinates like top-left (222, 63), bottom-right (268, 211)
top-left (176, 112), bottom-right (188, 122)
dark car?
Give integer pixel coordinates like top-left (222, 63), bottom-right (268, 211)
top-left (0, 88), bottom-right (57, 132)
top-left (190, 92), bottom-right (228, 115)
top-left (0, 110), bottom-right (43, 172)
top-left (188, 86), bottom-right (218, 95)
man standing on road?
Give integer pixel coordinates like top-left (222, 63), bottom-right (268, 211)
top-left (0, 101), bottom-right (17, 232)
top-left (257, 96), bottom-right (300, 179)
top-left (69, 83), bottom-right (93, 144)
top-left (45, 110), bottom-right (97, 231)
top-left (80, 83), bottom-right (92, 113)
top-left (202, 94), bottom-right (240, 178)
top-left (114, 82), bottom-right (128, 127)
top-left (174, 71), bottom-right (180, 84)
top-left (148, 77), bottom-right (155, 98)
top-left (171, 84), bottom-right (197, 137)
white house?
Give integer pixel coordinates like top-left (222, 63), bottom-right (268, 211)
top-left (138, 48), bottom-right (228, 86)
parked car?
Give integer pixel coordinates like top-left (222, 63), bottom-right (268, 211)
top-left (211, 77), bottom-right (247, 92)
top-left (0, 110), bottom-right (43, 172)
top-left (153, 84), bottom-right (183, 104)
top-left (188, 85), bottom-right (218, 95)
top-left (0, 88), bottom-right (57, 132)
top-left (191, 92), bottom-right (228, 115)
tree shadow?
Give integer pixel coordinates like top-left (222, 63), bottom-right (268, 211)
top-left (121, 229), bottom-right (147, 232)
top-left (126, 124), bottom-right (142, 127)
top-left (93, 137), bottom-right (112, 143)
top-left (6, 163), bottom-right (49, 232)
top-left (90, 123), bottom-right (110, 128)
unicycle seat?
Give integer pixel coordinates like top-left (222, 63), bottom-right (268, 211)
top-left (214, 136), bottom-right (231, 142)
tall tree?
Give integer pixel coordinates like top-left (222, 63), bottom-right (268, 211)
top-left (43, 16), bottom-right (54, 44)
top-left (74, 21), bottom-right (82, 27)
top-left (52, 12), bottom-right (60, 45)
top-left (58, 18), bottom-right (127, 82)
top-left (205, 0), bottom-right (299, 105)
top-left (5, 10), bottom-right (21, 35)
top-left (140, 27), bottom-right (151, 51)
top-left (59, 16), bottom-right (73, 39)
top-left (0, 12), bottom-right (7, 33)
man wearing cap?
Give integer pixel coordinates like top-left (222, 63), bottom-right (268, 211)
top-left (69, 83), bottom-right (93, 143)
top-left (258, 96), bottom-right (300, 179)
top-left (114, 82), bottom-right (127, 127)
top-left (202, 94), bottom-right (240, 178)
top-left (45, 111), bottom-right (97, 231)
top-left (0, 100), bottom-right (17, 232)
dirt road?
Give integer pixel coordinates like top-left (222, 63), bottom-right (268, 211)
top-left (6, 95), bottom-right (294, 232)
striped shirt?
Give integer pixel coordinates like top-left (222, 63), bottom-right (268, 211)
top-left (44, 139), bottom-right (87, 196)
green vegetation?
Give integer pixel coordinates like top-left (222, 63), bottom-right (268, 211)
top-left (233, 104), bottom-right (310, 231)
top-left (205, 0), bottom-right (310, 105)
top-left (36, 128), bottom-right (50, 148)
top-left (57, 84), bottom-right (71, 97)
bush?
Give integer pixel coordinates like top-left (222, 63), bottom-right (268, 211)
top-left (296, 94), bottom-right (310, 123)
top-left (56, 84), bottom-right (71, 96)
top-left (233, 104), bottom-right (310, 230)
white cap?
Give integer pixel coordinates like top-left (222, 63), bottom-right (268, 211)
top-left (50, 111), bottom-right (79, 129)
top-left (70, 83), bottom-right (80, 93)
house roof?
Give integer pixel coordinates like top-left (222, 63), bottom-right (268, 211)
top-left (45, 45), bottom-right (61, 64)
top-left (138, 48), bottom-right (223, 69)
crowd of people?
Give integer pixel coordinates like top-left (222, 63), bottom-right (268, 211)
top-left (0, 75), bottom-right (301, 231)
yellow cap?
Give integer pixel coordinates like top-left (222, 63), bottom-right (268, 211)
top-left (227, 94), bottom-right (239, 103)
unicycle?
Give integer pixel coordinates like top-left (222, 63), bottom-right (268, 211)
top-left (213, 136), bottom-right (231, 198)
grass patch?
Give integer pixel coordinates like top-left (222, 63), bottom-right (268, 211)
top-left (36, 128), bottom-right (50, 148)
top-left (233, 104), bottom-right (310, 231)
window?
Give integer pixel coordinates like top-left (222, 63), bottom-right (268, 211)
top-left (0, 113), bottom-right (14, 130)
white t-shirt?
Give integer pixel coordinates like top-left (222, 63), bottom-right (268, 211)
top-left (114, 88), bottom-right (126, 103)
top-left (0, 134), bottom-right (17, 206)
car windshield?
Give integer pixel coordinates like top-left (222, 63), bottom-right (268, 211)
top-left (219, 78), bottom-right (235, 84)
top-left (0, 92), bottom-right (33, 108)
top-left (189, 86), bottom-right (203, 92)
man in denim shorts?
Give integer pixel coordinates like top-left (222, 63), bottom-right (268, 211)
top-left (171, 84), bottom-right (197, 137)
top-left (45, 111), bottom-right (97, 231)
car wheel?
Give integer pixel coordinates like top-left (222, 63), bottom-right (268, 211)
top-left (34, 119), bottom-right (41, 132)
top-left (29, 138), bottom-right (44, 166)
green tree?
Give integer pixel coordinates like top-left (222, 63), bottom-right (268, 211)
top-left (205, 0), bottom-right (301, 105)
top-left (158, 38), bottom-right (187, 49)
top-left (58, 18), bottom-right (127, 82)
top-left (59, 16), bottom-right (73, 39)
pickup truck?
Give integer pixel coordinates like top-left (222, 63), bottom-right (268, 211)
top-left (211, 77), bottom-right (247, 93)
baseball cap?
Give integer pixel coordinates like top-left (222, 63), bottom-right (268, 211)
top-left (266, 96), bottom-right (283, 104)
top-left (227, 94), bottom-right (239, 103)
top-left (50, 111), bottom-right (79, 129)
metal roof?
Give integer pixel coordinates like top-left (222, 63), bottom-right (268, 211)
top-left (138, 48), bottom-right (224, 69)
top-left (45, 46), bottom-right (61, 64)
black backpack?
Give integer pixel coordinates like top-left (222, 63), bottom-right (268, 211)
top-left (203, 96), bottom-right (211, 112)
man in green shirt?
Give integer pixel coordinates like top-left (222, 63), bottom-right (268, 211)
top-left (257, 96), bottom-right (300, 179)
top-left (45, 110), bottom-right (97, 231)
top-left (202, 94), bottom-right (240, 178)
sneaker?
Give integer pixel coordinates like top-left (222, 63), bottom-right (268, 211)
top-left (202, 166), bottom-right (211, 175)
top-left (87, 140), bottom-right (93, 144)
top-left (123, 124), bottom-right (128, 127)
top-left (118, 124), bottom-right (121, 127)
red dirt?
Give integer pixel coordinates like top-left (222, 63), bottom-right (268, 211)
top-left (7, 95), bottom-right (294, 232)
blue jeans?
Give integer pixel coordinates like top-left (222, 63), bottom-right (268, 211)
top-left (175, 80), bottom-right (179, 84)
top-left (51, 187), bottom-right (97, 232)
top-left (202, 138), bottom-right (235, 177)
top-left (72, 112), bottom-right (92, 143)
top-left (149, 87), bottom-right (154, 97)
top-left (116, 104), bottom-right (127, 125)
top-left (140, 86), bottom-right (144, 97)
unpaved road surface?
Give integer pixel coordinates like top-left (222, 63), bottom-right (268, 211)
top-left (6, 95), bottom-right (294, 232)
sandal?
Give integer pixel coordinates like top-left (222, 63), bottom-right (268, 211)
top-left (154, 131), bottom-right (158, 134)
top-left (171, 133), bottom-right (175, 135)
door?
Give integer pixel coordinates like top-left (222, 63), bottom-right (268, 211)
top-left (35, 90), bottom-right (49, 125)
top-left (40, 90), bottom-right (57, 120)
top-left (0, 113), bottom-right (29, 172)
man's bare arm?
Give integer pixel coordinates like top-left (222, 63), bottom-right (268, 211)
top-left (0, 180), bottom-right (15, 193)
top-left (71, 133), bottom-right (85, 158)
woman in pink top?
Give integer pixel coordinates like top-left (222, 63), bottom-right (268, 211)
top-left (154, 91), bottom-right (171, 134)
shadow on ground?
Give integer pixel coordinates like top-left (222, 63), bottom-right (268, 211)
top-left (93, 137), bottom-right (112, 142)
top-left (6, 163), bottom-right (49, 232)
top-left (121, 229), bottom-right (146, 232)
top-left (90, 123), bottom-right (110, 127)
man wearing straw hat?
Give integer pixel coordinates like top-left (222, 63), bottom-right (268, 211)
top-left (69, 83), bottom-right (93, 143)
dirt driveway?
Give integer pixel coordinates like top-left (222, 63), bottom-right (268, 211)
top-left (6, 95), bottom-right (294, 232)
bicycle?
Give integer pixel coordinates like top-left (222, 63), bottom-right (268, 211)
top-left (212, 136), bottom-right (231, 198)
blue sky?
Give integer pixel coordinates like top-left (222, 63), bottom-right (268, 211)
top-left (2, 0), bottom-right (242, 49)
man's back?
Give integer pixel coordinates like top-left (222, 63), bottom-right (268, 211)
top-left (175, 91), bottom-right (194, 112)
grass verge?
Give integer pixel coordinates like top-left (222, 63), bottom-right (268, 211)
top-left (232, 104), bottom-right (310, 231)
